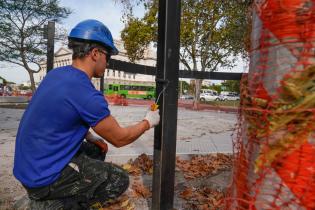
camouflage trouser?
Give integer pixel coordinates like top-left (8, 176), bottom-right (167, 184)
top-left (23, 141), bottom-right (129, 210)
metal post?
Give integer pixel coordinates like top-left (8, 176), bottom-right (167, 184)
top-left (152, 0), bottom-right (181, 209)
top-left (100, 76), bottom-right (104, 92)
top-left (180, 80), bottom-right (183, 97)
top-left (46, 21), bottom-right (55, 73)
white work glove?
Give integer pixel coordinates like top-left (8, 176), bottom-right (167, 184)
top-left (144, 109), bottom-right (160, 128)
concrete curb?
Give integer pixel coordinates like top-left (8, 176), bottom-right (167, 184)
top-left (107, 99), bottom-right (239, 113)
top-left (1, 98), bottom-right (239, 113)
top-left (0, 96), bottom-right (29, 103)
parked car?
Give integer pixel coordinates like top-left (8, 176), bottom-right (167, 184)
top-left (220, 93), bottom-right (240, 101)
top-left (200, 93), bottom-right (220, 101)
top-left (180, 94), bottom-right (194, 100)
top-left (200, 89), bottom-right (218, 95)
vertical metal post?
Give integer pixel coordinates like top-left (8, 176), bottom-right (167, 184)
top-left (46, 21), bottom-right (55, 73)
top-left (152, 0), bottom-right (181, 209)
top-left (100, 76), bottom-right (104, 92)
top-left (180, 80), bottom-right (183, 97)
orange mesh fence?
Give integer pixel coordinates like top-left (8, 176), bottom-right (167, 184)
top-left (226, 0), bottom-right (315, 209)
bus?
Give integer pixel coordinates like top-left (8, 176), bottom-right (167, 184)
top-left (104, 83), bottom-right (156, 99)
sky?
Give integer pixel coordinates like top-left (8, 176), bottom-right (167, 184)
top-left (58, 0), bottom-right (132, 39)
top-left (0, 0), bottom-right (247, 84)
top-left (0, 0), bottom-right (134, 84)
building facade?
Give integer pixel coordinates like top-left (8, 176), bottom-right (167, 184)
top-left (35, 40), bottom-right (156, 89)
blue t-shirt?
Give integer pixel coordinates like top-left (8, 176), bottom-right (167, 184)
top-left (13, 66), bottom-right (110, 188)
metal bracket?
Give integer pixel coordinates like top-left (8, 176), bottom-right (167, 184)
top-left (155, 78), bottom-right (169, 84)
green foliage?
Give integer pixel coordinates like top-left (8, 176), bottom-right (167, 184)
top-left (179, 80), bottom-right (193, 94)
top-left (18, 84), bottom-right (31, 90)
top-left (201, 99), bottom-right (239, 107)
top-left (121, 18), bottom-right (155, 62)
top-left (0, 0), bottom-right (70, 65)
top-left (211, 84), bottom-right (222, 93)
top-left (0, 76), bottom-right (7, 84)
top-left (201, 84), bottom-right (222, 93)
top-left (119, 0), bottom-right (250, 71)
top-left (117, 0), bottom-right (249, 107)
top-left (221, 80), bottom-right (240, 93)
top-left (120, 0), bottom-right (158, 62)
top-left (0, 0), bottom-right (71, 91)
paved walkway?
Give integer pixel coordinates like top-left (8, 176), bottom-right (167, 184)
top-left (0, 106), bottom-right (237, 209)
top-left (104, 105), bottom-right (236, 163)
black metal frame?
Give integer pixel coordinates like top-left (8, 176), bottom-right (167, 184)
top-left (151, 0), bottom-right (181, 209)
top-left (105, 0), bottom-right (243, 207)
top-left (108, 59), bottom-right (243, 80)
top-left (45, 21), bottom-right (55, 73)
top-left (43, 5), bottom-right (242, 210)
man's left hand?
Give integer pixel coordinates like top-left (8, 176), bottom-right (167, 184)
top-left (85, 131), bottom-right (108, 153)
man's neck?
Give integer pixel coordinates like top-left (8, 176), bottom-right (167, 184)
top-left (71, 59), bottom-right (93, 79)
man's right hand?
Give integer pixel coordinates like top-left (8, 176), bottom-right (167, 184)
top-left (144, 109), bottom-right (160, 128)
top-left (93, 113), bottom-right (160, 148)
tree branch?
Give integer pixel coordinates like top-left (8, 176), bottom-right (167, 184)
top-left (0, 57), bottom-right (24, 67)
top-left (179, 53), bottom-right (192, 71)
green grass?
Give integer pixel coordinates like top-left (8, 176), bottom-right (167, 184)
top-left (0, 103), bottom-right (28, 109)
top-left (201, 100), bottom-right (240, 107)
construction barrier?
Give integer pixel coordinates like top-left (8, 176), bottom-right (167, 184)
top-left (105, 94), bottom-right (128, 106)
top-left (226, 0), bottom-right (315, 209)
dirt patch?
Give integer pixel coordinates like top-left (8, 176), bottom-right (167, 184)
top-left (106, 153), bottom-right (233, 210)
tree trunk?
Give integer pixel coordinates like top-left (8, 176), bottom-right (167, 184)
top-left (193, 79), bottom-right (202, 110)
top-left (27, 70), bottom-right (36, 94)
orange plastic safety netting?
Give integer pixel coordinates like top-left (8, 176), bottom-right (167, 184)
top-left (226, 0), bottom-right (315, 209)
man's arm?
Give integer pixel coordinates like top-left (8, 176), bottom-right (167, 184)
top-left (92, 110), bottom-right (159, 148)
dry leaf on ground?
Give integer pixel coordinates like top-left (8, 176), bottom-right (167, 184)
top-left (176, 154), bottom-right (233, 179)
top-left (93, 194), bottom-right (135, 210)
top-left (131, 181), bottom-right (152, 198)
top-left (122, 153), bottom-right (153, 175)
top-left (180, 187), bottom-right (225, 210)
top-left (122, 163), bottom-right (141, 176)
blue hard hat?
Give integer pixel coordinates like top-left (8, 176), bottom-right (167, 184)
top-left (68, 19), bottom-right (119, 55)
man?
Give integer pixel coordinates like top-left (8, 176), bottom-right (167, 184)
top-left (13, 19), bottom-right (160, 209)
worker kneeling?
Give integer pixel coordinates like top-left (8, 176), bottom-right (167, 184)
top-left (13, 19), bottom-right (160, 209)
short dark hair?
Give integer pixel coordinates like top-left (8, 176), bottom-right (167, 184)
top-left (68, 38), bottom-right (107, 59)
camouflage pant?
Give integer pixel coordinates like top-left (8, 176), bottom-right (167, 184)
top-left (23, 141), bottom-right (129, 210)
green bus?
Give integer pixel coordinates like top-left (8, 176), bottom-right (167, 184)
top-left (104, 83), bottom-right (156, 99)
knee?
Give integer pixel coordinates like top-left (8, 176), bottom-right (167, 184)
top-left (96, 165), bottom-right (130, 199)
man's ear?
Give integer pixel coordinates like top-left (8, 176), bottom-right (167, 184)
top-left (90, 48), bottom-right (99, 61)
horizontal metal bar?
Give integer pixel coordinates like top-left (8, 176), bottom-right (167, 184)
top-left (109, 59), bottom-right (156, 75)
top-left (108, 59), bottom-right (243, 80)
top-left (179, 71), bottom-right (242, 80)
